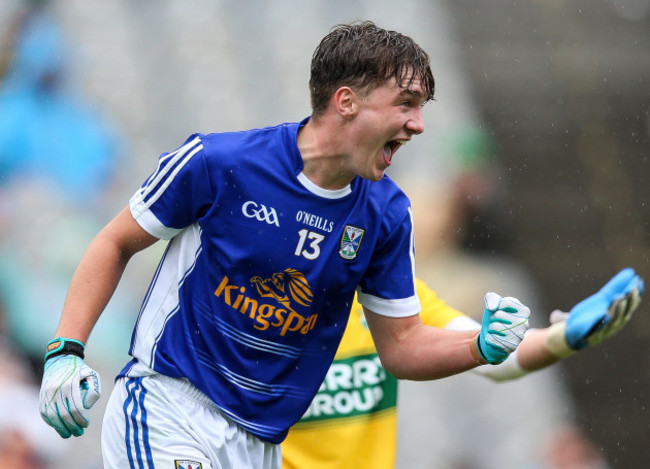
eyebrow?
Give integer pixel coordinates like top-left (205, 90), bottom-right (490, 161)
top-left (400, 87), bottom-right (426, 101)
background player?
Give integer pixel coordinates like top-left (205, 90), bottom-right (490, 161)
top-left (282, 268), bottom-right (643, 469)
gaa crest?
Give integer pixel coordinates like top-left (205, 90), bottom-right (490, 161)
top-left (339, 225), bottom-right (365, 260)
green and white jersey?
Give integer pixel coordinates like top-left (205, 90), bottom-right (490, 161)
top-left (283, 279), bottom-right (465, 469)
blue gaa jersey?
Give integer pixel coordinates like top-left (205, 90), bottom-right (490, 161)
top-left (120, 118), bottom-right (420, 444)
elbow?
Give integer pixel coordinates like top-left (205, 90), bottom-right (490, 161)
top-left (376, 353), bottom-right (410, 380)
top-left (382, 361), bottom-right (408, 380)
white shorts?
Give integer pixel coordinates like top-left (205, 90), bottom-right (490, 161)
top-left (101, 373), bottom-right (282, 469)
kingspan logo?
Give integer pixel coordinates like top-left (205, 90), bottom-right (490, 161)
top-left (242, 200), bottom-right (280, 227)
top-left (214, 268), bottom-right (317, 336)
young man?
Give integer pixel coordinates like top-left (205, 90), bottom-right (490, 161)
top-left (38, 21), bottom-right (532, 468)
top-left (282, 269), bottom-right (643, 469)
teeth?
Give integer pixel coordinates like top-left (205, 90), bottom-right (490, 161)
top-left (392, 139), bottom-right (407, 151)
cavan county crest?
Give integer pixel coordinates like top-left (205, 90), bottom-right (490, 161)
top-left (175, 460), bottom-right (203, 469)
top-left (339, 225), bottom-right (365, 260)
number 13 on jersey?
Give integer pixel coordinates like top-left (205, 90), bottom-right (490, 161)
top-left (295, 229), bottom-right (325, 260)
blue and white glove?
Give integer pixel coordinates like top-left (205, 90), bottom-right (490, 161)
top-left (546, 268), bottom-right (644, 358)
top-left (39, 338), bottom-right (101, 438)
top-left (476, 292), bottom-right (530, 364)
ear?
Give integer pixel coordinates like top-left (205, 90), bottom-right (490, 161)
top-left (333, 87), bottom-right (359, 119)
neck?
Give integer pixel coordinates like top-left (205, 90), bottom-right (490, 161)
top-left (297, 117), bottom-right (355, 190)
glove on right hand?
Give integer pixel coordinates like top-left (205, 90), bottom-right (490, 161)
top-left (477, 292), bottom-right (530, 364)
top-left (547, 268), bottom-right (643, 357)
top-left (39, 354), bottom-right (101, 438)
top-left (564, 268), bottom-right (643, 349)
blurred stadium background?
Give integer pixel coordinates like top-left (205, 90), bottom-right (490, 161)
top-left (0, 0), bottom-right (648, 467)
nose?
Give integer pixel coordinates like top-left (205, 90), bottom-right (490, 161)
top-left (406, 108), bottom-right (424, 135)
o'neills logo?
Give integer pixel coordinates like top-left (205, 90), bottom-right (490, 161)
top-left (214, 268), bottom-right (317, 336)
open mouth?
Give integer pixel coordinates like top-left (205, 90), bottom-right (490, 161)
top-left (383, 139), bottom-right (408, 166)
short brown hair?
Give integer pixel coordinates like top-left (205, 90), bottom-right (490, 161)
top-left (309, 21), bottom-right (435, 117)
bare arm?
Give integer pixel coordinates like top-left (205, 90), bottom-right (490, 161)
top-left (54, 206), bottom-right (159, 343)
top-left (363, 306), bottom-right (484, 380)
top-left (515, 328), bottom-right (558, 371)
top-left (476, 268), bottom-right (643, 380)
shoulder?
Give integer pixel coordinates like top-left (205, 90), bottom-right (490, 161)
top-left (361, 175), bottom-right (412, 222)
top-left (199, 122), bottom-right (300, 151)
top-left (360, 174), bottom-right (408, 200)
top-left (197, 122), bottom-right (302, 167)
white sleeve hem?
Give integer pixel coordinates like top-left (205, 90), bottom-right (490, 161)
top-left (129, 201), bottom-right (182, 240)
top-left (356, 290), bottom-right (420, 318)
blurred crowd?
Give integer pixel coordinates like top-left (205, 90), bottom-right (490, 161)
top-left (0, 1), bottom-right (141, 466)
top-left (0, 1), bottom-right (615, 468)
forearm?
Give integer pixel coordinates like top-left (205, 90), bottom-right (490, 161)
top-left (54, 231), bottom-right (133, 343)
top-left (367, 293), bottom-right (531, 380)
top-left (376, 321), bottom-right (483, 380)
top-left (516, 327), bottom-right (560, 371)
top-left (54, 206), bottom-right (158, 343)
